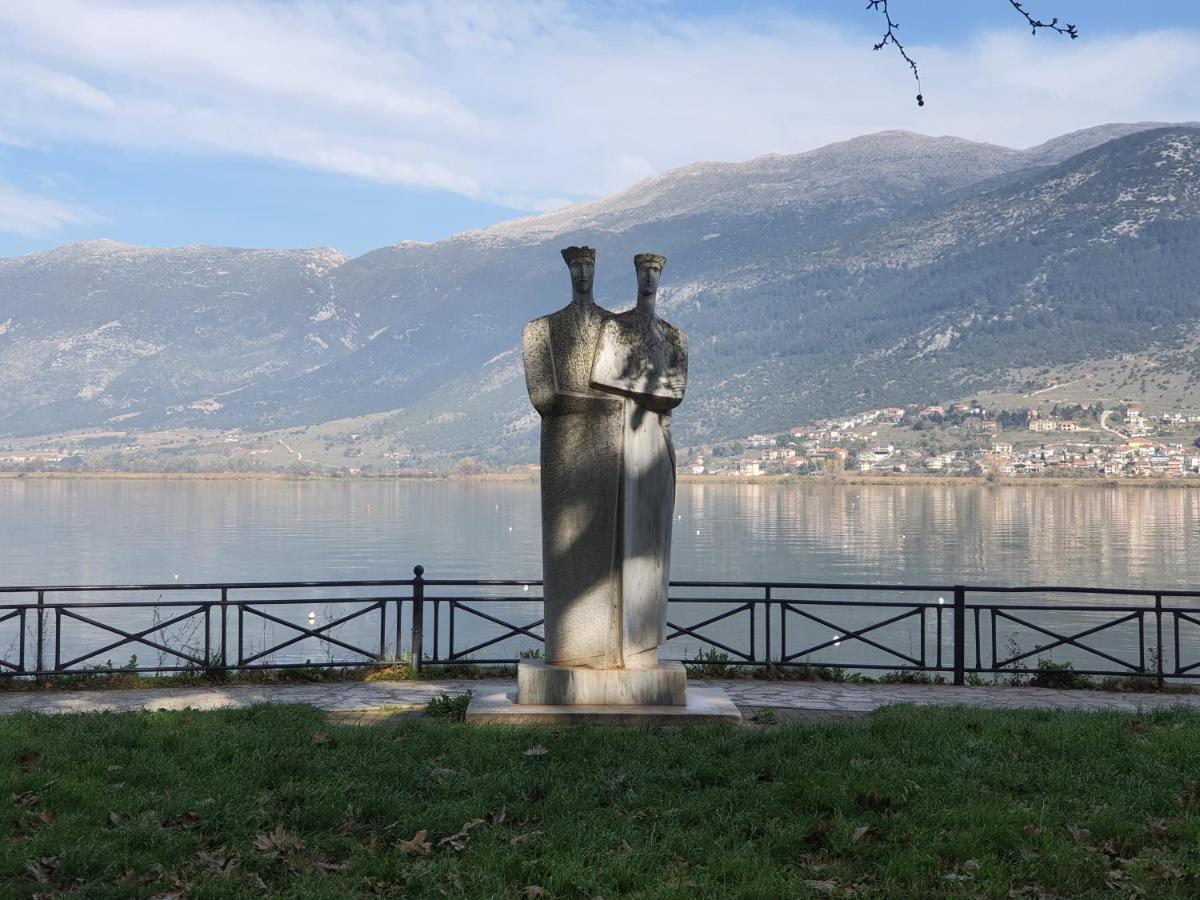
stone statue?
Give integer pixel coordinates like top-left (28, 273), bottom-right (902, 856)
top-left (522, 247), bottom-right (624, 669)
top-left (519, 248), bottom-right (689, 707)
top-left (589, 253), bottom-right (688, 669)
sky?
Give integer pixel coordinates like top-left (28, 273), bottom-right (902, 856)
top-left (1, 0), bottom-right (1199, 259)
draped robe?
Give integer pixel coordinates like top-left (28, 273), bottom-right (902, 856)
top-left (589, 309), bottom-right (688, 668)
top-left (523, 302), bottom-right (624, 667)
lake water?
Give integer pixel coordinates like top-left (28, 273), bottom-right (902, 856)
top-left (1, 478), bottom-right (1198, 676)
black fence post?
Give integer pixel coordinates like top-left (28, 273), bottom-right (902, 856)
top-left (953, 586), bottom-right (966, 686)
top-left (220, 587), bottom-right (228, 673)
top-left (1155, 593), bottom-right (1164, 689)
top-left (411, 565), bottom-right (425, 673)
top-left (35, 589), bottom-right (44, 676)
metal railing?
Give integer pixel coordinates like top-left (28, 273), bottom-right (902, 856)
top-left (0, 566), bottom-right (1197, 685)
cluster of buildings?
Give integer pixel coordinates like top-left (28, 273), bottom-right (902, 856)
top-left (683, 402), bottom-right (1200, 479)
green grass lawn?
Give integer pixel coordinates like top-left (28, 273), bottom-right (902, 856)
top-left (2, 705), bottom-right (1199, 898)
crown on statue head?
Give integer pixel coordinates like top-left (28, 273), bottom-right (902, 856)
top-left (634, 252), bottom-right (667, 270)
top-left (560, 246), bottom-right (596, 264)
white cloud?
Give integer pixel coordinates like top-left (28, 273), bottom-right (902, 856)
top-left (0, 1), bottom-right (1198, 211)
top-left (0, 181), bottom-right (100, 236)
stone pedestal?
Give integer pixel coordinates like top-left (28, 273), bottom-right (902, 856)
top-left (465, 685), bottom-right (741, 725)
top-left (517, 660), bottom-right (687, 706)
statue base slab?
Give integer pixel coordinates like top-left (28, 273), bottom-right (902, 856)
top-left (517, 660), bottom-right (687, 706)
top-left (466, 684), bottom-right (741, 726)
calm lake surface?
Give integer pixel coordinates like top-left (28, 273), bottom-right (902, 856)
top-left (1, 478), bottom-right (1198, 674)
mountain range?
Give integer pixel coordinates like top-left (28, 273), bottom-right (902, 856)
top-left (2, 121), bottom-right (1199, 462)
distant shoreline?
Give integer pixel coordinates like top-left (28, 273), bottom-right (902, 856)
top-left (2, 471), bottom-right (1199, 488)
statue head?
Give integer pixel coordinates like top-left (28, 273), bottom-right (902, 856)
top-left (634, 253), bottom-right (666, 300)
top-left (561, 245), bottom-right (596, 297)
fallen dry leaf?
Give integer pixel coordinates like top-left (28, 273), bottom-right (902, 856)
top-left (510, 830), bottom-right (543, 847)
top-left (311, 731), bottom-right (329, 745)
top-left (805, 880), bottom-right (839, 895)
top-left (254, 824), bottom-right (303, 857)
top-left (1103, 837), bottom-right (1130, 859)
top-left (1067, 825), bottom-right (1092, 846)
top-left (25, 855), bottom-right (59, 884)
top-left (29, 809), bottom-right (56, 829)
top-left (438, 817), bottom-right (487, 851)
top-left (522, 887), bottom-right (549, 898)
top-left (524, 744), bottom-right (549, 758)
top-left (398, 830), bottom-right (432, 855)
top-left (196, 847), bottom-right (238, 876)
top-left (10, 791), bottom-right (39, 808)
top-left (17, 752), bottom-right (43, 772)
top-left (851, 825), bottom-right (875, 844)
top-left (1145, 818), bottom-right (1169, 839)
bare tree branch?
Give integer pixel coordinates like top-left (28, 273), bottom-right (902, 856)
top-left (866, 1), bottom-right (924, 106)
top-left (868, 0), bottom-right (1079, 107)
top-left (1007, 0), bottom-right (1080, 39)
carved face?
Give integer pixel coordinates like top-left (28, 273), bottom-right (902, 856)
top-left (636, 262), bottom-right (662, 298)
top-left (568, 258), bottom-right (595, 294)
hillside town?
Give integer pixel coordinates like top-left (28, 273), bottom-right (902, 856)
top-left (683, 402), bottom-right (1200, 480)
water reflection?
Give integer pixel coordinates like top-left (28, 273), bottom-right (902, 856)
top-left (1, 479), bottom-right (1197, 671)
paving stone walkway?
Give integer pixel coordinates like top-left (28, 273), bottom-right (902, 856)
top-left (0, 678), bottom-right (1197, 721)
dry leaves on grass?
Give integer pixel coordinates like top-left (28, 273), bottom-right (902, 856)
top-left (804, 820), bottom-right (835, 845)
top-left (28, 809), bottom-right (56, 830)
top-left (1067, 826), bottom-right (1092, 847)
top-left (1176, 781), bottom-right (1200, 808)
top-left (943, 859), bottom-right (980, 882)
top-left (524, 744), bottom-right (549, 758)
top-left (1102, 837), bottom-right (1131, 859)
top-left (853, 787), bottom-right (891, 812)
top-left (522, 887), bottom-right (549, 898)
top-left (171, 811), bottom-right (202, 830)
top-left (438, 808), bottom-right (507, 851)
top-left (196, 847), bottom-right (239, 877)
top-left (605, 772), bottom-right (631, 792)
top-left (25, 856), bottom-right (60, 884)
top-left (851, 825), bottom-right (876, 844)
top-left (254, 824), bottom-right (304, 858)
top-left (311, 731), bottom-right (330, 745)
top-left (17, 752), bottom-right (43, 772)
top-left (510, 830), bottom-right (542, 848)
top-left (10, 791), bottom-right (39, 808)
top-left (804, 880), bottom-right (841, 895)
top-left (398, 830), bottom-right (432, 855)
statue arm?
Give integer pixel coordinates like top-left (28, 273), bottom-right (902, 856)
top-left (522, 319), bottom-right (557, 415)
top-left (590, 321), bottom-right (687, 413)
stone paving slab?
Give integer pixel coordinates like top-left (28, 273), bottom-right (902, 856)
top-left (0, 678), bottom-right (1196, 719)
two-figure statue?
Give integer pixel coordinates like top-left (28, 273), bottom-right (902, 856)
top-left (521, 247), bottom-right (688, 703)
